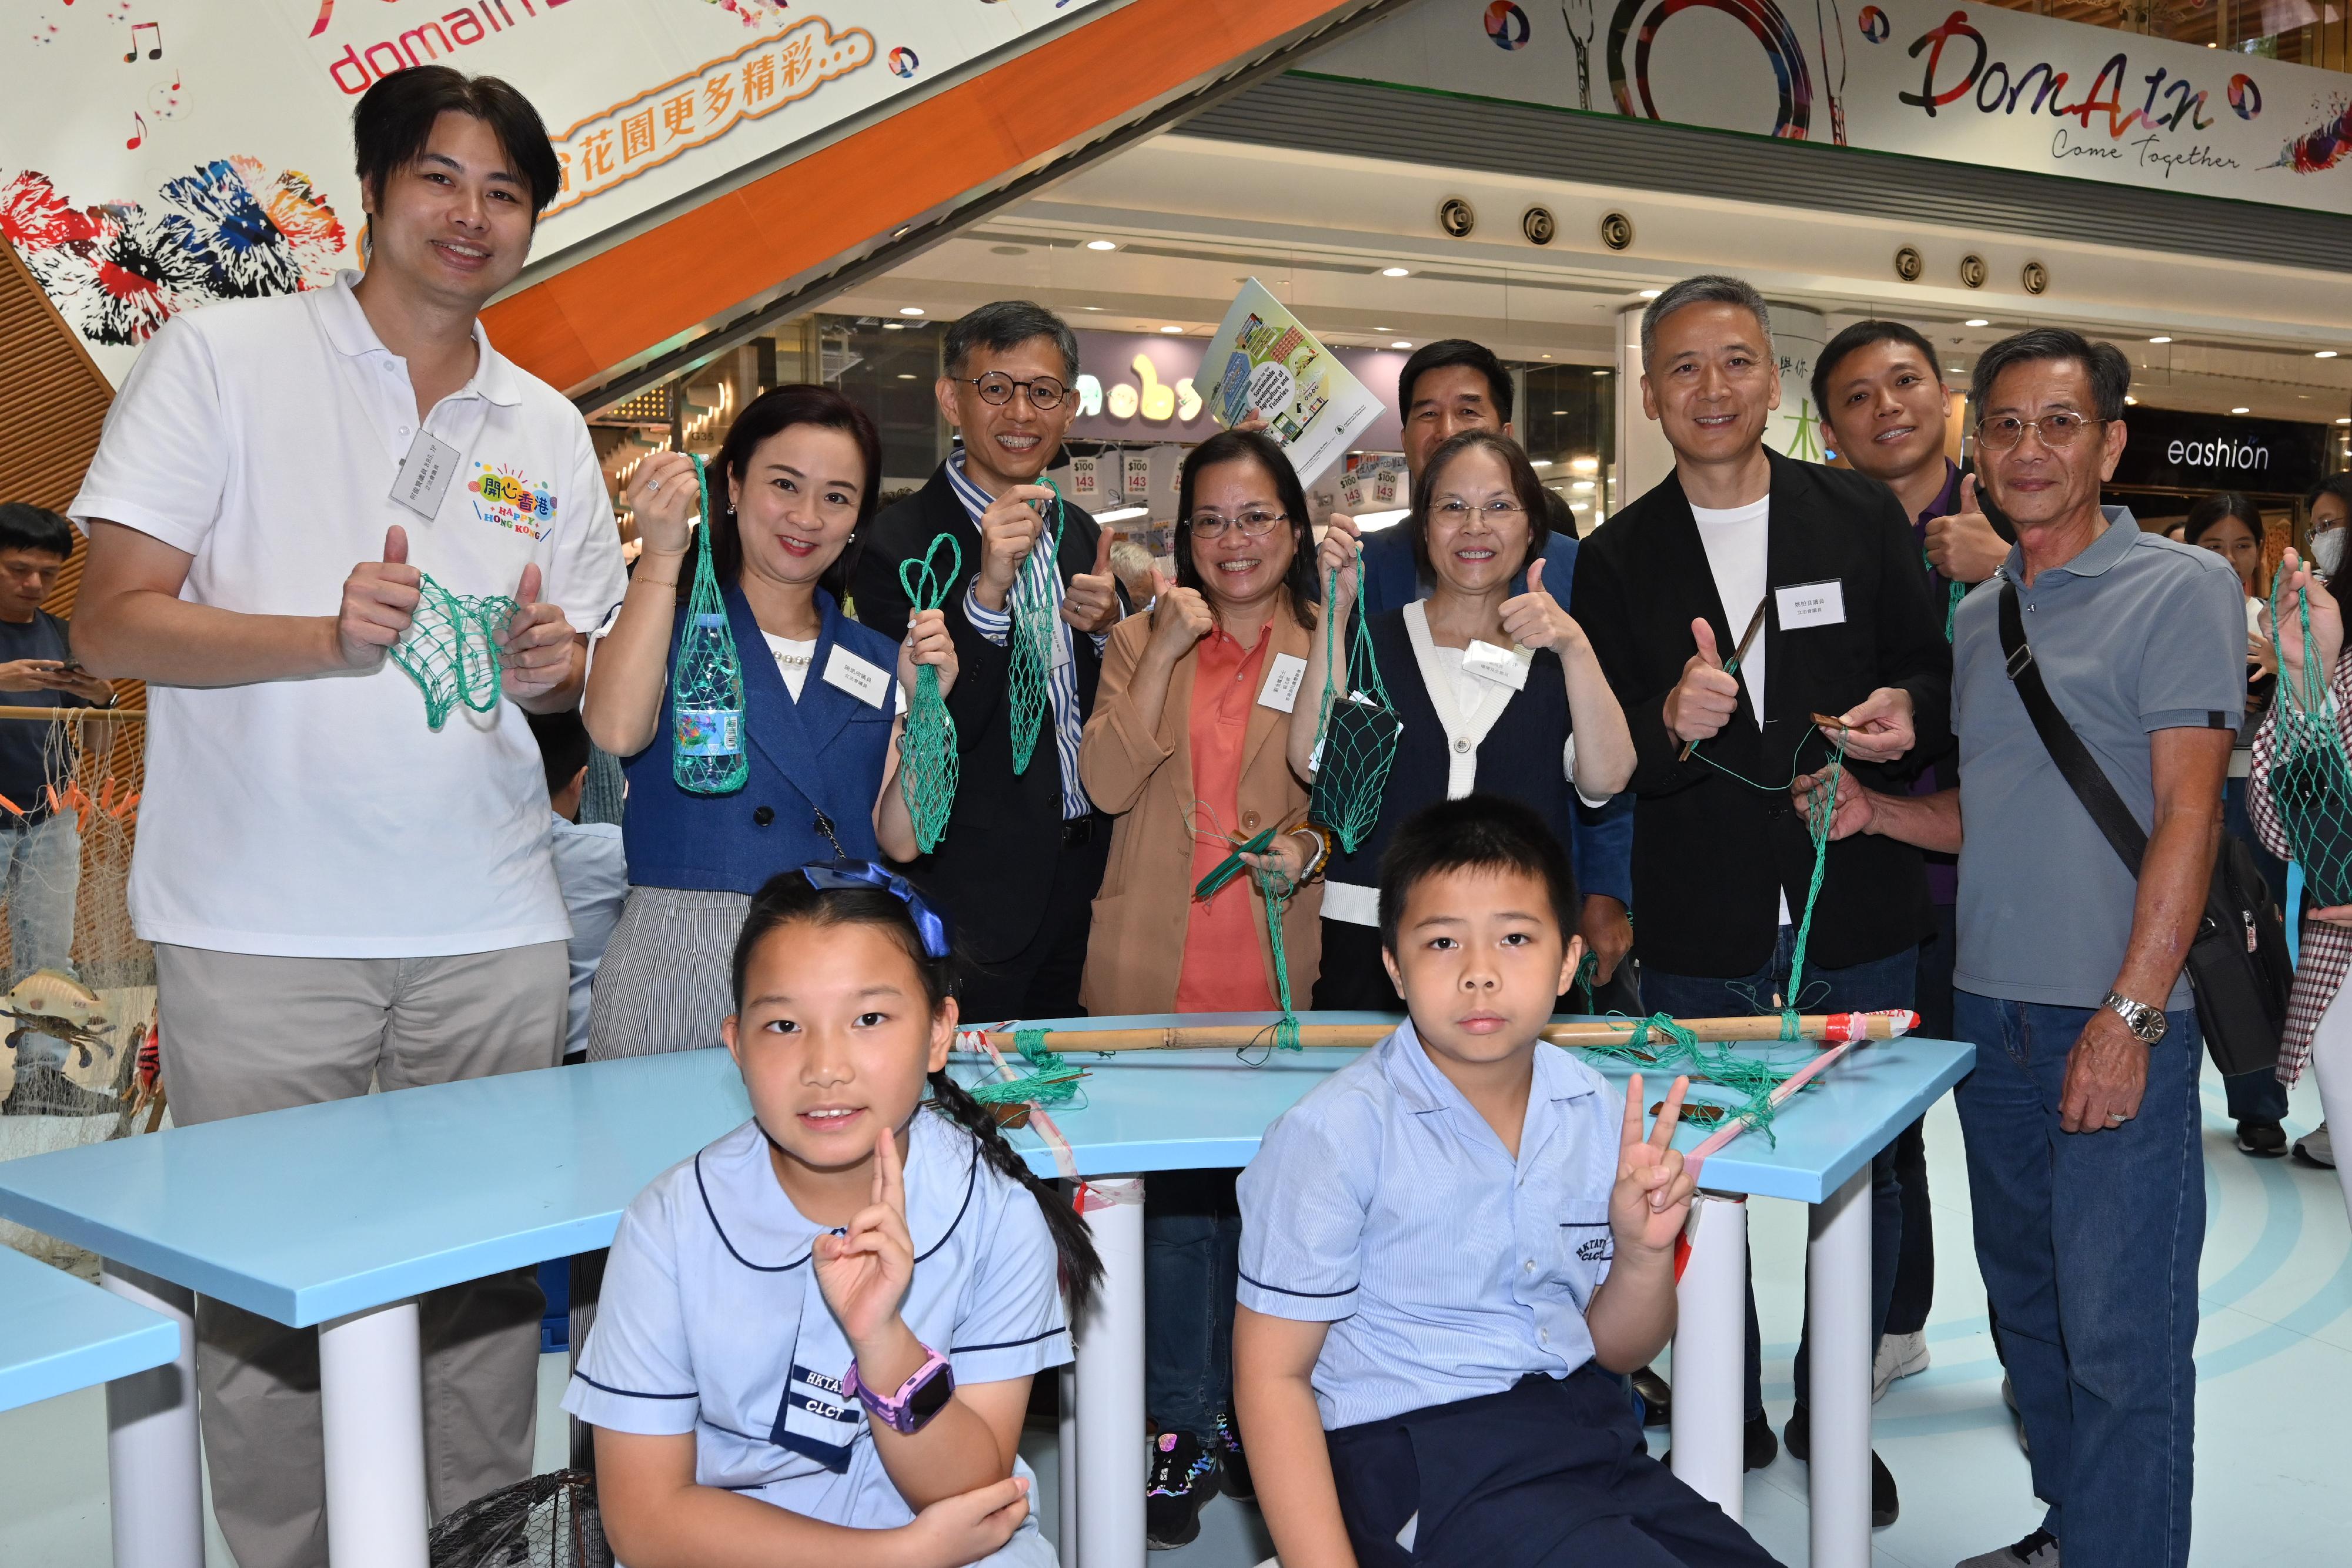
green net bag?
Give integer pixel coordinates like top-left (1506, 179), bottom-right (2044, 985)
top-left (1007, 480), bottom-right (1065, 775)
top-left (897, 534), bottom-right (963, 854)
top-left (1307, 567), bottom-right (1403, 855)
top-left (2266, 573), bottom-right (2352, 904)
top-left (392, 576), bottom-right (517, 731)
top-left (671, 454), bottom-right (750, 796)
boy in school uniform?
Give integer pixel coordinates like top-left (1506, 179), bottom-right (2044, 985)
top-left (1233, 795), bottom-right (1779, 1568)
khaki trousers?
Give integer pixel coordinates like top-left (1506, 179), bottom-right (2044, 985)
top-left (153, 942), bottom-right (567, 1568)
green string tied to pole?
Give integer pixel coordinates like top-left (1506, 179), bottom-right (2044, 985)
top-left (1007, 477), bottom-right (1067, 775)
top-left (671, 453), bottom-right (750, 795)
top-left (1307, 566), bottom-right (1403, 855)
top-left (967, 1027), bottom-right (1085, 1108)
top-left (390, 575), bottom-right (517, 731)
top-left (2266, 565), bottom-right (2352, 905)
top-left (1254, 861), bottom-right (1304, 1052)
top-left (896, 533), bottom-right (963, 854)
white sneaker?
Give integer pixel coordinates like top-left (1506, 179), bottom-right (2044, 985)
top-left (1873, 1330), bottom-right (1929, 1400)
top-left (1956, 1527), bottom-right (2059, 1567)
top-left (2296, 1121), bottom-right (2335, 1168)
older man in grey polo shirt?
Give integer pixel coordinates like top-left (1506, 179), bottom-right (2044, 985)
top-left (1795, 327), bottom-right (2239, 1568)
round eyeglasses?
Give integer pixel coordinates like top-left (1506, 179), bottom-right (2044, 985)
top-left (1187, 510), bottom-right (1288, 540)
top-left (961, 372), bottom-right (1069, 410)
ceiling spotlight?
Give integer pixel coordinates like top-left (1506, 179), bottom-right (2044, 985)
top-left (1591, 367), bottom-right (1607, 376)
top-left (1531, 459), bottom-right (1553, 468)
top-left (899, 307), bottom-right (925, 317)
top-left (2338, 417), bottom-right (2351, 425)
top-left (1570, 456), bottom-right (1599, 473)
top-left (1551, 409), bottom-right (1569, 415)
top-left (1965, 318), bottom-right (1990, 327)
top-left (2232, 406), bottom-right (2251, 414)
top-left (1571, 480), bottom-right (1595, 492)
top-left (1082, 306), bottom-right (1103, 312)
top-left (1390, 341), bottom-right (1412, 349)
top-left (1637, 289), bottom-right (1662, 299)
top-left (1085, 239), bottom-right (1118, 251)
top-left (1160, 325), bottom-right (1185, 334)
top-left (1381, 266), bottom-right (1411, 278)
top-left (1373, 326), bottom-right (1392, 332)
top-left (897, 373), bottom-right (917, 380)
top-left (2320, 350), bottom-right (2341, 359)
top-left (2148, 335), bottom-right (2171, 343)
top-left (881, 322), bottom-right (905, 330)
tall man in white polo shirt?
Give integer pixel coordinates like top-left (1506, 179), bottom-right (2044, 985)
top-left (69, 69), bottom-right (625, 1568)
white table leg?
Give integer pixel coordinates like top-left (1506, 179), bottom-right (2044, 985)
top-left (1059, 1362), bottom-right (1078, 1567)
top-left (1669, 1192), bottom-right (1748, 1522)
top-left (1074, 1176), bottom-right (1145, 1568)
top-left (101, 1261), bottom-right (202, 1568)
top-left (1808, 1166), bottom-right (1873, 1568)
top-left (319, 1299), bottom-right (429, 1568)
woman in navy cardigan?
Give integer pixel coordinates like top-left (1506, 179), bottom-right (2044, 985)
top-left (582, 385), bottom-right (957, 1058)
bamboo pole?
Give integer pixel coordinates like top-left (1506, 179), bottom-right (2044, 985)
top-left (966, 1012), bottom-right (1919, 1056)
top-left (0, 706), bottom-right (143, 721)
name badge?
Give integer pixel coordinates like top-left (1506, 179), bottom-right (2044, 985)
top-left (1462, 639), bottom-right (1534, 691)
top-left (1774, 579), bottom-right (1846, 630)
top-left (1258, 653), bottom-right (1308, 713)
top-left (1051, 620), bottom-right (1075, 671)
top-left (821, 645), bottom-right (893, 709)
top-left (389, 429), bottom-right (461, 519)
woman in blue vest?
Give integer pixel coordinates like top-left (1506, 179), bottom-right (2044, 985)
top-left (583, 385), bottom-right (956, 1059)
top-left (1288, 429), bottom-right (1634, 1009)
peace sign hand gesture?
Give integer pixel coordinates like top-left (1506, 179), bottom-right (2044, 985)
top-left (814, 1126), bottom-right (918, 1356)
top-left (1611, 1074), bottom-right (1698, 1258)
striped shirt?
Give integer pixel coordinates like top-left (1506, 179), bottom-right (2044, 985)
top-left (947, 452), bottom-right (1104, 821)
top-left (1237, 1019), bottom-right (1623, 1430)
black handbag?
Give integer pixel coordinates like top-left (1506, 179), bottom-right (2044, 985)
top-left (1997, 582), bottom-right (2289, 1076)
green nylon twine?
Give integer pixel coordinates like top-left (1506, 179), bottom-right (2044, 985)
top-left (1007, 477), bottom-right (1066, 775)
top-left (1307, 566), bottom-right (1403, 855)
top-left (967, 1028), bottom-right (1085, 1108)
top-left (2266, 567), bottom-right (2352, 905)
top-left (896, 533), bottom-right (963, 854)
top-left (1579, 1015), bottom-right (1801, 1144)
top-left (391, 574), bottom-right (517, 731)
top-left (1257, 862), bottom-right (1304, 1052)
top-left (671, 453), bottom-right (750, 795)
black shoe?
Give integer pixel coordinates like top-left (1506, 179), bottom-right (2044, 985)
top-left (1213, 1410), bottom-right (1253, 1502)
top-left (1145, 1430), bottom-right (1220, 1550)
top-left (1782, 1404), bottom-right (1899, 1527)
top-left (1631, 1365), bottom-right (1672, 1428)
top-left (1659, 1412), bottom-right (1775, 1473)
top-left (2237, 1119), bottom-right (2289, 1157)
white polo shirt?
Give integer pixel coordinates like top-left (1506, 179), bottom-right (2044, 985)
top-left (70, 272), bottom-right (627, 957)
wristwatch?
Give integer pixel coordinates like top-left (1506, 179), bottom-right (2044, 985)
top-left (2101, 991), bottom-right (2167, 1046)
top-left (844, 1343), bottom-right (956, 1435)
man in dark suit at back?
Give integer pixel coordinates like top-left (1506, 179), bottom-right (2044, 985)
top-left (1569, 275), bottom-right (1950, 1524)
top-left (852, 300), bottom-right (1124, 1021)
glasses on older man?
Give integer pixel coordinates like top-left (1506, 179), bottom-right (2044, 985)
top-left (960, 372), bottom-right (1069, 410)
top-left (1187, 509), bottom-right (1288, 540)
top-left (1975, 412), bottom-right (2107, 451)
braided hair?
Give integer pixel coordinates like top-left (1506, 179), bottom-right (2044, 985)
top-left (730, 871), bottom-right (1105, 1318)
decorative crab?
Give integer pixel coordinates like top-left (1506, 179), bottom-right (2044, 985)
top-left (0, 969), bottom-right (115, 1070)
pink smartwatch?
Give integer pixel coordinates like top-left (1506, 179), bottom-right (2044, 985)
top-left (844, 1344), bottom-right (957, 1435)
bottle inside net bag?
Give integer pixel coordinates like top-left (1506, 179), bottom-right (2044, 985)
top-left (671, 453), bottom-right (750, 795)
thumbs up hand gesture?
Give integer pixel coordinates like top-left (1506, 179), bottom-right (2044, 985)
top-left (335, 524), bottom-right (423, 671)
top-left (498, 560), bottom-right (577, 703)
top-left (1499, 556), bottom-right (1585, 654)
top-left (1663, 616), bottom-right (1741, 746)
top-left (1923, 474), bottom-right (2009, 586)
top-left (1061, 525), bottom-right (1125, 634)
top-left (1145, 566), bottom-right (1214, 661)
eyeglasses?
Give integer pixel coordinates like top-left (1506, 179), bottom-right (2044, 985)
top-left (1975, 413), bottom-right (2108, 451)
top-left (960, 372), bottom-right (1069, 410)
top-left (1431, 499), bottom-right (1528, 524)
top-left (1187, 509), bottom-right (1288, 540)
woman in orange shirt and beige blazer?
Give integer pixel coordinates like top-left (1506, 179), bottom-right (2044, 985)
top-left (1080, 429), bottom-right (1325, 1017)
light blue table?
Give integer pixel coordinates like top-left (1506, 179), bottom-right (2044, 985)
top-left (0, 1245), bottom-right (177, 1414)
top-left (0, 1011), bottom-right (1970, 1568)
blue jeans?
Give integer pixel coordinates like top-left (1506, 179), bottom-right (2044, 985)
top-left (1644, 928), bottom-right (1914, 1422)
top-left (0, 813), bottom-right (81, 1071)
top-left (1145, 1169), bottom-right (1240, 1440)
top-left (1953, 991), bottom-right (2201, 1566)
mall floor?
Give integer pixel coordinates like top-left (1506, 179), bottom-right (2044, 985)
top-left (1, 1063), bottom-right (2344, 1568)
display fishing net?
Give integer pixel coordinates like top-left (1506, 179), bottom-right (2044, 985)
top-left (392, 577), bottom-right (518, 731)
top-left (1007, 479), bottom-right (1066, 775)
top-left (897, 533), bottom-right (963, 853)
top-left (426, 1469), bottom-right (610, 1568)
top-left (671, 453), bottom-right (750, 795)
top-left (1575, 1014), bottom-right (1804, 1142)
top-left (1, 708), bottom-right (159, 1271)
top-left (1307, 569), bottom-right (1403, 855)
top-left (2265, 572), bottom-right (2352, 904)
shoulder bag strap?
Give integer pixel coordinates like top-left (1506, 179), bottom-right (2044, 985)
top-left (1997, 580), bottom-right (2149, 877)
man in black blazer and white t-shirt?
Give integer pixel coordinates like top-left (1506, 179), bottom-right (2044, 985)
top-left (1569, 275), bottom-right (1951, 1521)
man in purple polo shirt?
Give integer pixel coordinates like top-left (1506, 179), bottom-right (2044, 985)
top-left (1813, 320), bottom-right (2006, 1398)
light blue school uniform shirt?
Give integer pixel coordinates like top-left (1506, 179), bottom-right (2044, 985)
top-left (1237, 1019), bottom-right (1623, 1431)
top-left (565, 1108), bottom-right (1067, 1564)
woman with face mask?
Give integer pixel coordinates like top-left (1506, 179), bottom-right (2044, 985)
top-left (2307, 474), bottom-right (2352, 585)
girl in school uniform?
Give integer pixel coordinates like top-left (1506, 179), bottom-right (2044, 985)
top-left (1290, 429), bottom-right (1635, 1009)
top-left (569, 863), bottom-right (1104, 1568)
top-left (584, 386), bottom-right (956, 1059)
